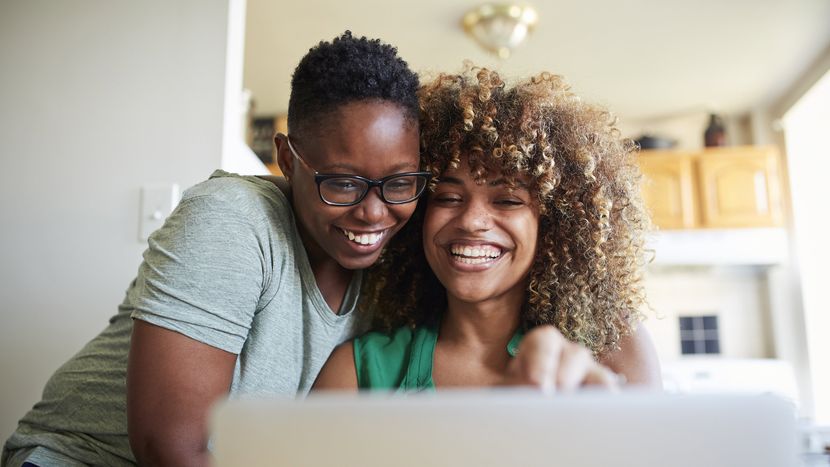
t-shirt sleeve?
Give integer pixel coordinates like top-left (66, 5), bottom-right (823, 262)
top-left (129, 193), bottom-right (269, 354)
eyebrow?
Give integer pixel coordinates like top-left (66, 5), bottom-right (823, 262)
top-left (436, 176), bottom-right (465, 186)
top-left (316, 162), bottom-right (418, 174)
top-left (437, 176), bottom-right (529, 189)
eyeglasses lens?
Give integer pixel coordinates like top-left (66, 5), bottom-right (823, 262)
top-left (319, 175), bottom-right (427, 205)
top-left (382, 175), bottom-right (426, 202)
top-left (319, 178), bottom-right (368, 205)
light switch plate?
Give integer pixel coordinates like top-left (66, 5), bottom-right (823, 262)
top-left (139, 183), bottom-right (181, 241)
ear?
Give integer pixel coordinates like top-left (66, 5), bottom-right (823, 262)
top-left (274, 133), bottom-right (295, 182)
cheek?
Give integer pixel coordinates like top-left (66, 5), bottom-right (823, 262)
top-left (422, 222), bottom-right (437, 258)
top-left (390, 202), bottom-right (418, 225)
top-left (422, 206), bottom-right (447, 245)
top-left (422, 209), bottom-right (446, 264)
top-left (526, 220), bottom-right (540, 250)
top-left (516, 215), bottom-right (540, 261)
top-left (293, 179), bottom-right (323, 213)
top-left (298, 200), bottom-right (343, 230)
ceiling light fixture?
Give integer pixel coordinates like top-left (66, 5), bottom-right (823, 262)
top-left (462, 3), bottom-right (538, 59)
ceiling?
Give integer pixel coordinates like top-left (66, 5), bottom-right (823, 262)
top-left (243, 0), bottom-right (830, 121)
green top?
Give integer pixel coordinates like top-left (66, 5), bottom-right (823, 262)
top-left (353, 323), bottom-right (524, 390)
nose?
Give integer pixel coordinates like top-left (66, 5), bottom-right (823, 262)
top-left (456, 198), bottom-right (493, 232)
top-left (352, 187), bottom-right (389, 225)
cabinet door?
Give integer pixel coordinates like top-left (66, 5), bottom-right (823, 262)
top-left (697, 147), bottom-right (783, 228)
top-left (639, 151), bottom-right (697, 230)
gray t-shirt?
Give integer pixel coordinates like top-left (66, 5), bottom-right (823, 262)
top-left (2, 170), bottom-right (367, 467)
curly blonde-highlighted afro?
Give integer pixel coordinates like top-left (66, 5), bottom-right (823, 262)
top-left (361, 66), bottom-right (650, 355)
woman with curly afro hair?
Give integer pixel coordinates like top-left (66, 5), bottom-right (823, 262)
top-left (314, 66), bottom-right (660, 391)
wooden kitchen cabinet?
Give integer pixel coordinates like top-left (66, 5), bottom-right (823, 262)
top-left (638, 146), bottom-right (784, 229)
top-left (638, 151), bottom-right (698, 229)
top-left (697, 147), bottom-right (784, 228)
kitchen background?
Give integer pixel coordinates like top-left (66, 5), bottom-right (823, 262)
top-left (1, 0), bottom-right (829, 450)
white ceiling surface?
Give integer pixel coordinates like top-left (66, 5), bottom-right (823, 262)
top-left (243, 0), bottom-right (830, 120)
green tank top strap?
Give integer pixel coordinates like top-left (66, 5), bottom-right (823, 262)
top-left (353, 322), bottom-right (525, 391)
top-left (353, 324), bottom-right (439, 390)
top-left (400, 324), bottom-right (438, 390)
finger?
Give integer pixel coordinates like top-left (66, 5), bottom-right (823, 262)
top-left (555, 344), bottom-right (594, 392)
top-left (583, 363), bottom-right (622, 391)
top-left (514, 326), bottom-right (564, 391)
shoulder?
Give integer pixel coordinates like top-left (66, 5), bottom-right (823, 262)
top-left (181, 170), bottom-right (291, 222)
top-left (354, 326), bottom-right (418, 354)
top-left (598, 324), bottom-right (662, 388)
top-left (315, 326), bottom-right (430, 391)
top-left (353, 326), bottom-right (424, 389)
top-left (165, 171), bottom-right (298, 250)
top-left (313, 341), bottom-right (358, 390)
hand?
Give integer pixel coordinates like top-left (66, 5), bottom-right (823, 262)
top-left (500, 325), bottom-right (621, 393)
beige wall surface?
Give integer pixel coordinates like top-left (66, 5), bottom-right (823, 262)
top-left (0, 0), bottom-right (232, 442)
top-left (642, 265), bottom-right (774, 360)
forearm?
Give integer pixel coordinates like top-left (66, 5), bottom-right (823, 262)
top-left (131, 436), bottom-right (212, 467)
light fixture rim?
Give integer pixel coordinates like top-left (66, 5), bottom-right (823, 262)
top-left (462, 3), bottom-right (539, 33)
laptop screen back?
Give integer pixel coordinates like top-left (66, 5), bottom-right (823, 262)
top-left (211, 390), bottom-right (797, 467)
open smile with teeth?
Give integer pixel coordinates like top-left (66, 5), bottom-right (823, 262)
top-left (341, 228), bottom-right (385, 246)
top-left (450, 244), bottom-right (503, 265)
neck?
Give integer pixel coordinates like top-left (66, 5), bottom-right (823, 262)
top-left (293, 203), bottom-right (353, 313)
top-left (440, 288), bottom-right (524, 351)
top-left (431, 288), bottom-right (525, 386)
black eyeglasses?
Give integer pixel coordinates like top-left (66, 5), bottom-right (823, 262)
top-left (285, 135), bottom-right (431, 207)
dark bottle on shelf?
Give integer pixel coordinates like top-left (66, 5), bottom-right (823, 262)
top-left (704, 113), bottom-right (726, 147)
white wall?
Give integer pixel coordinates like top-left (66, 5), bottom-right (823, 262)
top-left (617, 111), bottom-right (752, 150)
top-left (641, 265), bottom-right (774, 361)
top-left (0, 0), bottom-right (237, 442)
top-left (783, 70), bottom-right (830, 424)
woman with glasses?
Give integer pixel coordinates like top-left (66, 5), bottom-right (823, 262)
top-left (313, 66), bottom-right (661, 392)
top-left (3, 32), bottom-right (425, 467)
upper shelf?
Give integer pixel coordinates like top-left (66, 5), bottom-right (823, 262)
top-left (648, 227), bottom-right (789, 266)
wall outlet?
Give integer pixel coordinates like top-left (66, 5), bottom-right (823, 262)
top-left (139, 183), bottom-right (181, 241)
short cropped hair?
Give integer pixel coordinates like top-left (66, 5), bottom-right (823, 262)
top-left (288, 31), bottom-right (419, 135)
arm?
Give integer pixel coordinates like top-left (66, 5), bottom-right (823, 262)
top-left (312, 342), bottom-right (359, 390)
top-left (125, 192), bottom-right (268, 465)
top-left (598, 324), bottom-right (662, 388)
top-left (127, 320), bottom-right (236, 467)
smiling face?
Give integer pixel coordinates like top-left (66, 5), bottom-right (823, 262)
top-left (277, 100), bottom-right (421, 271)
top-left (423, 158), bottom-right (540, 307)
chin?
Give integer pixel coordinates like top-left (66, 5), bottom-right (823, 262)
top-left (337, 252), bottom-right (383, 271)
top-left (444, 284), bottom-right (493, 304)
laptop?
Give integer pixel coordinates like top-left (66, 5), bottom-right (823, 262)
top-left (211, 389), bottom-right (797, 467)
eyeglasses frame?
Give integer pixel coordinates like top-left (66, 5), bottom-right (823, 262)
top-left (284, 134), bottom-right (431, 207)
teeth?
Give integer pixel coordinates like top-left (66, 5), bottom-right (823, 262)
top-left (454, 256), bottom-right (493, 265)
top-left (450, 244), bottom-right (502, 259)
top-left (342, 229), bottom-right (383, 246)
